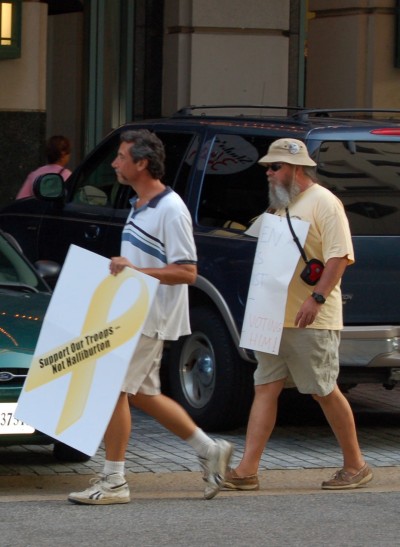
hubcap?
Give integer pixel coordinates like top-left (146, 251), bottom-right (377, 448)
top-left (178, 332), bottom-right (216, 408)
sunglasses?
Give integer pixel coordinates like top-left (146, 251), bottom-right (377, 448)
top-left (266, 163), bottom-right (283, 172)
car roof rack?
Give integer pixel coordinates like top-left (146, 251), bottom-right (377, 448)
top-left (173, 105), bottom-right (400, 122)
top-left (173, 104), bottom-right (304, 117)
top-left (293, 108), bottom-right (400, 122)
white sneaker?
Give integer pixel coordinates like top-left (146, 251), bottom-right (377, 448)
top-left (199, 440), bottom-right (234, 500)
top-left (68, 473), bottom-right (130, 505)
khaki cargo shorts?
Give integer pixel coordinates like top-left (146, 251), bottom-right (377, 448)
top-left (254, 328), bottom-right (340, 396)
top-left (122, 334), bottom-right (164, 396)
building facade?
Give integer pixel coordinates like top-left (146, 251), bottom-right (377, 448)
top-left (0, 0), bottom-right (399, 203)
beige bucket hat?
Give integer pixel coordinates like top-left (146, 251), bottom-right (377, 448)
top-left (258, 138), bottom-right (316, 167)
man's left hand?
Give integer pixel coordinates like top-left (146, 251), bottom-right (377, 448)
top-left (294, 297), bottom-right (321, 328)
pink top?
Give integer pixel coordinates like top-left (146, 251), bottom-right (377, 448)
top-left (16, 164), bottom-right (72, 199)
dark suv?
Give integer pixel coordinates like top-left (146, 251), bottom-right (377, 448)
top-left (1, 106), bottom-right (400, 431)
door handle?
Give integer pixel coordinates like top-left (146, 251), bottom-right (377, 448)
top-left (85, 225), bottom-right (101, 240)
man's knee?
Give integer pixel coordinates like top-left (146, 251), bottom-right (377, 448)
top-left (129, 392), bottom-right (143, 408)
top-left (311, 384), bottom-right (339, 404)
top-left (255, 378), bottom-right (285, 398)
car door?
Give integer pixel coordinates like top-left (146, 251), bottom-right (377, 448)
top-left (36, 132), bottom-right (124, 265)
top-left (313, 136), bottom-right (400, 325)
top-left (37, 125), bottom-right (203, 267)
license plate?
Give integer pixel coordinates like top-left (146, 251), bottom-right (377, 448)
top-left (0, 403), bottom-right (34, 434)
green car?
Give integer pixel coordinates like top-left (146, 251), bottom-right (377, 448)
top-left (0, 231), bottom-right (89, 462)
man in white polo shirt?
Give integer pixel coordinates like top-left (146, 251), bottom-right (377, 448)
top-left (68, 129), bottom-right (233, 505)
top-left (224, 138), bottom-right (372, 492)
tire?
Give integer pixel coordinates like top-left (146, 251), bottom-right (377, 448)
top-left (53, 441), bottom-right (91, 463)
top-left (167, 306), bottom-right (255, 432)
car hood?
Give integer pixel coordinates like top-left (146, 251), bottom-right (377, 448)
top-left (0, 291), bottom-right (50, 366)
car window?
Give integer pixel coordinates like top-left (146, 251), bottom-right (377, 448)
top-left (0, 235), bottom-right (46, 290)
top-left (155, 130), bottom-right (196, 198)
top-left (196, 134), bottom-right (271, 229)
top-left (72, 130), bottom-right (197, 211)
top-left (72, 136), bottom-right (120, 207)
top-left (317, 140), bottom-right (400, 235)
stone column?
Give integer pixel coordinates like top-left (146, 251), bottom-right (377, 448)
top-left (306, 0), bottom-right (400, 109)
top-left (162, 0), bottom-right (293, 115)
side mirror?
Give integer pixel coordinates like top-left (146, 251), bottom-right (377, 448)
top-left (35, 260), bottom-right (61, 289)
top-left (33, 173), bottom-right (66, 201)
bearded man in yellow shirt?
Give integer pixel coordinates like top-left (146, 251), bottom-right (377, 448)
top-left (225, 138), bottom-right (373, 491)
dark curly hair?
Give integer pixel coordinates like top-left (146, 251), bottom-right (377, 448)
top-left (120, 129), bottom-right (165, 179)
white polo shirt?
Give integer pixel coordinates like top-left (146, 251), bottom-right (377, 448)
top-left (121, 187), bottom-right (197, 340)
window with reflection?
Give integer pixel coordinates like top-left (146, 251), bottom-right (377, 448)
top-left (317, 141), bottom-right (400, 235)
top-left (197, 134), bottom-right (271, 230)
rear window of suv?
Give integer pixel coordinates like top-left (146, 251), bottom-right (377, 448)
top-left (197, 133), bottom-right (270, 230)
top-left (316, 140), bottom-right (400, 235)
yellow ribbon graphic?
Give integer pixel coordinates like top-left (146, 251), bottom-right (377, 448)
top-left (24, 269), bottom-right (150, 434)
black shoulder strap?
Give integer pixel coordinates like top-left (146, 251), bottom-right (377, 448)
top-left (285, 208), bottom-right (308, 264)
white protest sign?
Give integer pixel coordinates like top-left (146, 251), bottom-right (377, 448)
top-left (240, 213), bottom-right (309, 354)
top-left (16, 245), bottom-right (159, 456)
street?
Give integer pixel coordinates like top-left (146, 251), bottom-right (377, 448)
top-left (0, 384), bottom-right (399, 546)
top-left (1, 487), bottom-right (400, 547)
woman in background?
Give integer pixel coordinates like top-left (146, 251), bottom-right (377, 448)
top-left (16, 135), bottom-right (72, 199)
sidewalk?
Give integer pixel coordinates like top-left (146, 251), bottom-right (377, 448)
top-left (0, 383), bottom-right (399, 477)
top-left (1, 466), bottom-right (399, 502)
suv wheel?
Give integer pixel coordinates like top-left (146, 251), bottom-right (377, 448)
top-left (167, 306), bottom-right (254, 431)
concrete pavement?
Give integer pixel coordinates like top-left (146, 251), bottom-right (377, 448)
top-left (0, 384), bottom-right (399, 547)
top-left (1, 466), bottom-right (400, 502)
top-left (1, 487), bottom-right (400, 547)
top-left (0, 383), bottom-right (399, 479)
top-left (1, 467), bottom-right (400, 547)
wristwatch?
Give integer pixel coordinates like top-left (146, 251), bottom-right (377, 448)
top-left (311, 292), bottom-right (326, 304)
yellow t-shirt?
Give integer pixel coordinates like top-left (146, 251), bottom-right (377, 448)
top-left (276, 184), bottom-right (354, 330)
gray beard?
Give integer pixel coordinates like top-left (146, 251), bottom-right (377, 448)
top-left (268, 182), bottom-right (301, 210)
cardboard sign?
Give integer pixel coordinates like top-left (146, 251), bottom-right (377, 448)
top-left (240, 213), bottom-right (309, 355)
top-left (16, 245), bottom-right (159, 456)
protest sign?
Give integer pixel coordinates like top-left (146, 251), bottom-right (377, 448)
top-left (16, 245), bottom-right (159, 456)
top-left (240, 213), bottom-right (309, 355)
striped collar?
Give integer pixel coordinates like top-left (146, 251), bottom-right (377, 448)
top-left (129, 186), bottom-right (173, 210)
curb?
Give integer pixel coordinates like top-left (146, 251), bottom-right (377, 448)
top-left (1, 466), bottom-right (399, 502)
